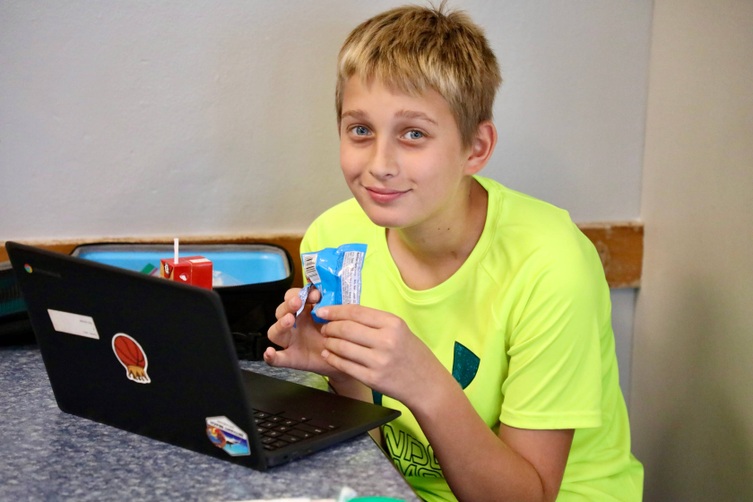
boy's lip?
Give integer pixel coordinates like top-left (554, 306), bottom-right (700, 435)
top-left (364, 186), bottom-right (409, 203)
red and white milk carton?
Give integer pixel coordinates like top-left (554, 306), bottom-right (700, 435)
top-left (160, 256), bottom-right (213, 290)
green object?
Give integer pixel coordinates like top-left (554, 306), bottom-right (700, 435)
top-left (0, 263), bottom-right (27, 317)
top-left (351, 498), bottom-right (406, 502)
top-left (140, 263), bottom-right (157, 275)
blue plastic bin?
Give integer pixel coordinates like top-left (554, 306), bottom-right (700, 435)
top-left (72, 245), bottom-right (290, 285)
top-left (71, 244), bottom-right (293, 359)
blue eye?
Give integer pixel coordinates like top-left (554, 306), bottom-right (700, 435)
top-left (353, 125), bottom-right (370, 136)
top-left (405, 130), bottom-right (424, 140)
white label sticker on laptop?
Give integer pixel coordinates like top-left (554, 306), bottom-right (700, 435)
top-left (47, 309), bottom-right (100, 340)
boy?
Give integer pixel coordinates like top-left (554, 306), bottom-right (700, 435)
top-left (265, 4), bottom-right (643, 501)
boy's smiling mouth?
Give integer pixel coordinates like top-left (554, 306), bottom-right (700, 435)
top-left (365, 186), bottom-right (410, 203)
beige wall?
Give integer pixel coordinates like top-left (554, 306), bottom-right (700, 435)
top-left (632, 0), bottom-right (753, 499)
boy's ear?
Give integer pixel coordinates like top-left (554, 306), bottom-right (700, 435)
top-left (464, 121), bottom-right (497, 175)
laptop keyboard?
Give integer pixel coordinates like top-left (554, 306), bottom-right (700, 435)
top-left (253, 409), bottom-right (338, 451)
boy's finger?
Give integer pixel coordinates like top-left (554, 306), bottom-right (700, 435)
top-left (284, 287), bottom-right (303, 301)
top-left (275, 298), bottom-right (298, 319)
top-left (317, 304), bottom-right (383, 327)
top-left (268, 313), bottom-right (294, 341)
top-left (306, 287), bottom-right (322, 303)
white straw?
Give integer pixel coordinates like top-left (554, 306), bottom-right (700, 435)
top-left (174, 237), bottom-right (179, 264)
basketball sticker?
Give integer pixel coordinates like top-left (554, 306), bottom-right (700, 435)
top-left (206, 416), bottom-right (250, 457)
top-left (111, 333), bottom-right (151, 384)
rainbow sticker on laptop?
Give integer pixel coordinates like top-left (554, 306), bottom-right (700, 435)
top-left (206, 416), bottom-right (251, 457)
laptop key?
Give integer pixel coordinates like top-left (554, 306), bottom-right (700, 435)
top-left (281, 413), bottom-right (311, 423)
top-left (287, 429), bottom-right (314, 440)
top-left (296, 423), bottom-right (326, 435)
top-left (308, 421), bottom-right (339, 431)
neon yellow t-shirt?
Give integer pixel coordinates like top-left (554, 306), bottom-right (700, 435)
top-left (301, 176), bottom-right (643, 501)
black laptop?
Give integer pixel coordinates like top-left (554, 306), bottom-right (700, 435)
top-left (6, 241), bottom-right (399, 470)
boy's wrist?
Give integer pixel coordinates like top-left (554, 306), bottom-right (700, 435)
top-left (327, 373), bottom-right (372, 402)
top-left (327, 371), bottom-right (357, 390)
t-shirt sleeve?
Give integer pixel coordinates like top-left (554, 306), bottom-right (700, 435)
top-left (499, 226), bottom-right (607, 430)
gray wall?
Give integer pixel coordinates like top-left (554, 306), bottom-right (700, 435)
top-left (1, 1), bottom-right (649, 236)
top-left (633, 0), bottom-right (753, 499)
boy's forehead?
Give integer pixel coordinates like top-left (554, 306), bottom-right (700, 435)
top-left (352, 75), bottom-right (423, 98)
top-left (341, 76), bottom-right (450, 113)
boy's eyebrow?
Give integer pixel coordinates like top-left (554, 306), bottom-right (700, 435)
top-left (341, 109), bottom-right (368, 121)
top-left (340, 109), bottom-right (438, 126)
top-left (395, 109), bottom-right (438, 125)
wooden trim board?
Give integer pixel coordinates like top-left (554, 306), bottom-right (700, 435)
top-left (577, 222), bottom-right (643, 288)
top-left (0, 222), bottom-right (642, 288)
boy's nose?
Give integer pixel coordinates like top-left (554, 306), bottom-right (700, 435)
top-left (368, 140), bottom-right (398, 179)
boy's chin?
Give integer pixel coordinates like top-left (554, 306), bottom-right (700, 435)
top-left (361, 209), bottom-right (415, 230)
top-left (353, 193), bottom-right (419, 229)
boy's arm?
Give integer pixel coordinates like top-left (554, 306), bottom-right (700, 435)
top-left (328, 373), bottom-right (373, 402)
top-left (316, 304), bottom-right (573, 502)
top-left (412, 368), bottom-right (572, 502)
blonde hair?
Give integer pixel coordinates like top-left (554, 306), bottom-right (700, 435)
top-left (336, 3), bottom-right (502, 147)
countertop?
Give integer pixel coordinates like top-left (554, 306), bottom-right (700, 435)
top-left (0, 343), bottom-right (419, 501)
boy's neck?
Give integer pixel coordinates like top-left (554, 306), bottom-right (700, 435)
top-left (386, 178), bottom-right (488, 290)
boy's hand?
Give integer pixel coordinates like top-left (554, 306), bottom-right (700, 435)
top-left (315, 304), bottom-right (447, 407)
top-left (264, 287), bottom-right (349, 379)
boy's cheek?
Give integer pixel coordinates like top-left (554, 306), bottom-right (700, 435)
top-left (340, 145), bottom-right (367, 171)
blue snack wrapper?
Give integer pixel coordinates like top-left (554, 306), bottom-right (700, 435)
top-left (301, 243), bottom-right (367, 323)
